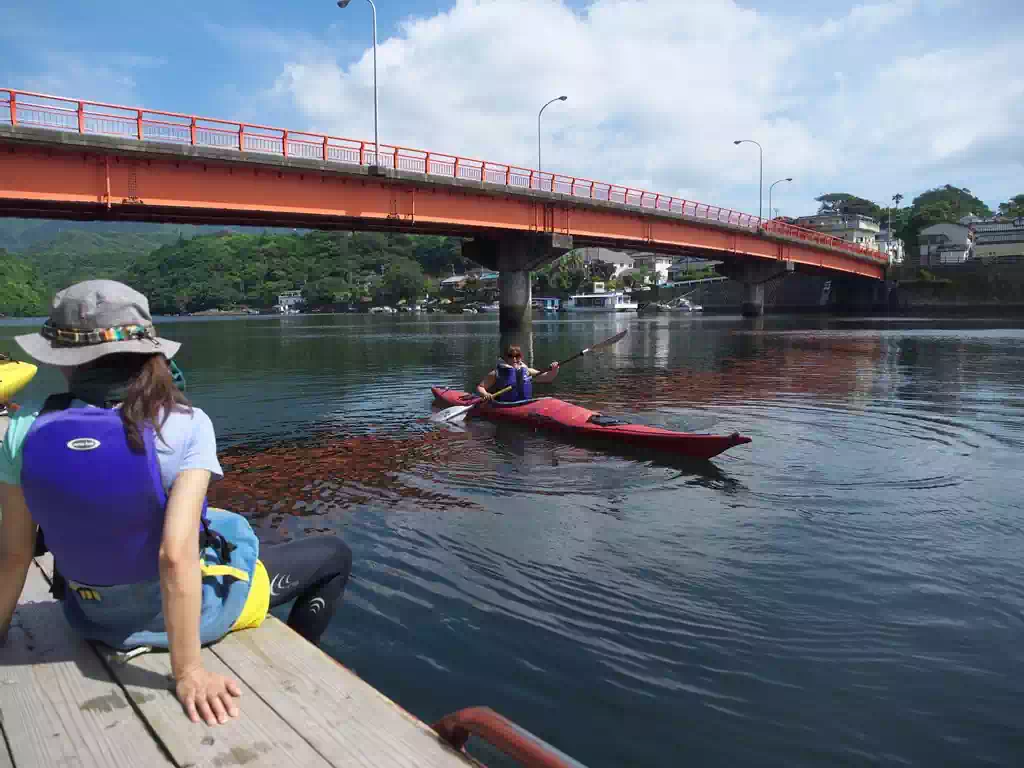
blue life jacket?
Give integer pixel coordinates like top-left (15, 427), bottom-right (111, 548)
top-left (494, 360), bottom-right (532, 402)
top-left (20, 395), bottom-right (259, 650)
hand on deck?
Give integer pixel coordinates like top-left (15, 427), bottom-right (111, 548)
top-left (176, 666), bottom-right (242, 726)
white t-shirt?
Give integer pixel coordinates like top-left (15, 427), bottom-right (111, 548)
top-left (0, 399), bottom-right (223, 492)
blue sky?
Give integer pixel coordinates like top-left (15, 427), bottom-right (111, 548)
top-left (2, 0), bottom-right (1022, 217)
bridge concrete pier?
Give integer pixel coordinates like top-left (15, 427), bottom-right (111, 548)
top-left (463, 233), bottom-right (572, 332)
top-left (718, 261), bottom-right (793, 317)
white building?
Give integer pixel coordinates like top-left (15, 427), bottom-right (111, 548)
top-left (630, 253), bottom-right (673, 283)
top-left (918, 223), bottom-right (974, 266)
top-left (577, 247), bottom-right (634, 278)
top-left (969, 217), bottom-right (1024, 262)
top-left (876, 228), bottom-right (905, 265)
top-left (275, 290), bottom-right (304, 314)
top-left (793, 213), bottom-right (881, 247)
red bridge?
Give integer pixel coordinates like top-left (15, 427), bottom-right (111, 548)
top-left (0, 88), bottom-right (887, 324)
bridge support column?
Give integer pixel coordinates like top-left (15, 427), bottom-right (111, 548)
top-left (717, 260), bottom-right (793, 317)
top-left (463, 233), bottom-right (572, 333)
top-left (742, 282), bottom-right (766, 317)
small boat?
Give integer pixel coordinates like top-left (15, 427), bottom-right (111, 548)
top-left (563, 291), bottom-right (638, 313)
top-left (477, 302), bottom-right (500, 313)
top-left (1, 357), bottom-right (38, 403)
top-left (431, 387), bottom-right (751, 459)
top-left (669, 296), bottom-right (703, 313)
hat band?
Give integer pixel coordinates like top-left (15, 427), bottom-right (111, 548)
top-left (40, 321), bottom-right (157, 348)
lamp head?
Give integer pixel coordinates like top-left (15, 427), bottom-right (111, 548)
top-left (786, 177), bottom-right (793, 181)
top-left (337, 0), bottom-right (351, 7)
top-left (558, 95), bottom-right (568, 101)
top-left (733, 140), bottom-right (742, 145)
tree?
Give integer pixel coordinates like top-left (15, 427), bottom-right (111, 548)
top-left (0, 249), bottom-right (47, 315)
top-left (911, 185), bottom-right (992, 219)
top-left (589, 259), bottom-right (617, 281)
top-left (379, 259), bottom-right (426, 303)
top-left (815, 193), bottom-right (882, 220)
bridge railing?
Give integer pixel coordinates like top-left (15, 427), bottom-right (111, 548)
top-left (0, 88), bottom-right (887, 264)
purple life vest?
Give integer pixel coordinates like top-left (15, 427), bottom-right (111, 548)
top-left (495, 360), bottom-right (532, 402)
top-left (21, 400), bottom-right (208, 586)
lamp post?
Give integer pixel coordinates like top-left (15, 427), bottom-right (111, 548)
top-left (538, 95), bottom-right (567, 173)
top-left (733, 139), bottom-right (763, 224)
top-left (337, 0), bottom-right (379, 168)
top-left (768, 177), bottom-right (792, 223)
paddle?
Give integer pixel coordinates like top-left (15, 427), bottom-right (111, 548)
top-left (546, 329), bottom-right (628, 370)
top-left (431, 386), bottom-right (513, 423)
top-left (431, 329), bottom-right (629, 424)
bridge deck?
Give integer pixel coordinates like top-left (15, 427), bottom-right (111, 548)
top-left (0, 88), bottom-right (887, 281)
top-left (0, 553), bottom-right (474, 768)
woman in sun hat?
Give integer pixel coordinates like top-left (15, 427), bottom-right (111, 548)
top-left (0, 280), bottom-right (352, 727)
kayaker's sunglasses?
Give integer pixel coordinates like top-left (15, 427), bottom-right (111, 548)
top-left (506, 353), bottom-right (522, 360)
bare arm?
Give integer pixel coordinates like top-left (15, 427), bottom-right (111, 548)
top-left (161, 468), bottom-right (241, 726)
top-left (530, 362), bottom-right (560, 384)
top-left (476, 371), bottom-right (498, 398)
top-left (0, 482), bottom-right (36, 645)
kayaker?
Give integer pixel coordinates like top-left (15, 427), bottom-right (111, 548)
top-left (0, 280), bottom-right (352, 728)
top-left (475, 344), bottom-right (559, 402)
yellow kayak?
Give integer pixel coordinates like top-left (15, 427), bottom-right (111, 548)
top-left (0, 357), bottom-right (38, 403)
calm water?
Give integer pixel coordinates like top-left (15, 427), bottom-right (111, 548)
top-left (4, 312), bottom-right (1024, 767)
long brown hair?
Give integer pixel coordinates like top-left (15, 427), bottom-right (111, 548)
top-left (86, 353), bottom-right (191, 453)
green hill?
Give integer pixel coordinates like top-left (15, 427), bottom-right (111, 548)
top-left (0, 219), bottom-right (473, 316)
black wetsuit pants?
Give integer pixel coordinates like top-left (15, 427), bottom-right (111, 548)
top-left (35, 528), bottom-right (353, 646)
top-left (259, 535), bottom-right (353, 645)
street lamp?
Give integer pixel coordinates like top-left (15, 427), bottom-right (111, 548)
top-left (768, 177), bottom-right (792, 222)
top-left (733, 139), bottom-right (763, 224)
top-left (337, 0), bottom-right (379, 168)
top-left (538, 95), bottom-right (567, 173)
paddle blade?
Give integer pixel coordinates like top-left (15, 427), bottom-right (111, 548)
top-left (430, 403), bottom-right (477, 423)
top-left (586, 329), bottom-right (627, 353)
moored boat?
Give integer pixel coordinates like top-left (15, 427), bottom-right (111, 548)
top-left (431, 387), bottom-right (751, 459)
top-left (563, 291), bottom-right (638, 313)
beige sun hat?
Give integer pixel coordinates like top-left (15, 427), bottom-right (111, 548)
top-left (15, 280), bottom-right (180, 366)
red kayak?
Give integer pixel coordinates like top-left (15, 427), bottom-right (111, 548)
top-left (431, 387), bottom-right (751, 460)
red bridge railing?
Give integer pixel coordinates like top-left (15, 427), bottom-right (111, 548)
top-left (0, 88), bottom-right (886, 264)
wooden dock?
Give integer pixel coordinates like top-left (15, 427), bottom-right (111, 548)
top-left (1, 555), bottom-right (479, 768)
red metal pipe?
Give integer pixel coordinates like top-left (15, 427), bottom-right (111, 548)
top-left (432, 707), bottom-right (586, 768)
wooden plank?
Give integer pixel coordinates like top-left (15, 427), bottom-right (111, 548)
top-left (212, 618), bottom-right (475, 768)
top-left (98, 633), bottom-right (334, 768)
top-left (0, 559), bottom-right (175, 768)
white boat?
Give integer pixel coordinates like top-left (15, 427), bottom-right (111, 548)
top-left (564, 291), bottom-right (638, 313)
top-left (477, 302), bottom-right (500, 313)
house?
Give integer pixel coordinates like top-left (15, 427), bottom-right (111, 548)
top-left (440, 270), bottom-right (499, 297)
top-left (275, 290), bottom-right (304, 314)
top-left (440, 274), bottom-right (468, 293)
top-left (969, 217), bottom-right (1024, 262)
top-left (577, 247), bottom-right (634, 278)
top-left (630, 253), bottom-right (673, 283)
top-left (918, 223), bottom-right (974, 266)
top-left (793, 213), bottom-right (881, 248)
